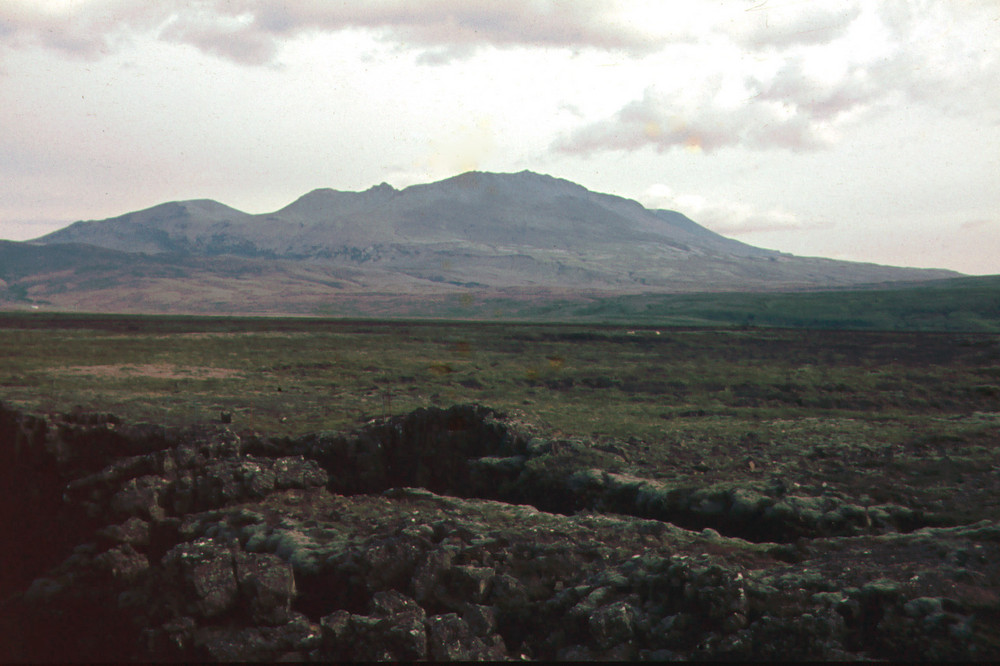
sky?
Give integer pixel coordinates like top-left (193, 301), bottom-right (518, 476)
top-left (1, 1), bottom-right (998, 274)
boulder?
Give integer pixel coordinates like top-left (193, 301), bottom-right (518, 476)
top-left (161, 538), bottom-right (238, 620)
top-left (235, 551), bottom-right (296, 625)
top-left (428, 613), bottom-right (505, 661)
top-left (589, 600), bottom-right (636, 649)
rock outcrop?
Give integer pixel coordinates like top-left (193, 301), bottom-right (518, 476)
top-left (1, 402), bottom-right (997, 661)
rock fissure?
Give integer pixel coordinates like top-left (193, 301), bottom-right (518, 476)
top-left (283, 405), bottom-right (941, 544)
top-left (2, 401), bottom-right (996, 661)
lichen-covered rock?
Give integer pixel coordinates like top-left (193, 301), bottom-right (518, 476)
top-left (588, 600), bottom-right (636, 649)
top-left (428, 613), bottom-right (505, 661)
top-left (368, 590), bottom-right (429, 661)
top-left (110, 474), bottom-right (170, 521)
top-left (91, 544), bottom-right (150, 584)
top-left (235, 551), bottom-right (296, 625)
top-left (161, 538), bottom-right (238, 620)
top-left (316, 593), bottom-right (430, 661)
top-left (96, 517), bottom-right (151, 549)
top-left (412, 548), bottom-right (454, 604)
top-left (3, 403), bottom-right (999, 662)
top-left (448, 565), bottom-right (495, 605)
top-left (463, 603), bottom-right (499, 637)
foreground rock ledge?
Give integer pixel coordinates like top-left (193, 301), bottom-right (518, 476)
top-left (1, 402), bottom-right (998, 661)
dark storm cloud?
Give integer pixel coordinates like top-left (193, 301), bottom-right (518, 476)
top-left (0, 1), bottom-right (662, 66)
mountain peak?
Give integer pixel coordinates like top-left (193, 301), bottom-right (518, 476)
top-left (421, 169), bottom-right (589, 200)
top-left (29, 171), bottom-right (960, 295)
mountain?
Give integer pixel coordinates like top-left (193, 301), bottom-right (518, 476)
top-left (4, 170), bottom-right (960, 315)
top-left (39, 171), bottom-right (770, 259)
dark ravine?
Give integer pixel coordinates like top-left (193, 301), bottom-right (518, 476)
top-left (2, 402), bottom-right (998, 661)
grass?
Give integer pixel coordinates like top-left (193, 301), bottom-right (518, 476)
top-left (1, 315), bottom-right (997, 438)
top-left (482, 275), bottom-right (1000, 331)
top-left (304, 275), bottom-right (1000, 332)
top-left (2, 312), bottom-right (998, 530)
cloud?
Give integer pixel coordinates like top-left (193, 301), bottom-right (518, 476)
top-left (876, 3), bottom-right (1000, 121)
top-left (552, 85), bottom-right (832, 155)
top-left (553, 52), bottom-right (888, 156)
top-left (751, 58), bottom-right (881, 119)
top-left (553, 2), bottom-right (1000, 155)
top-left (643, 184), bottom-right (812, 235)
top-left (733, 2), bottom-right (863, 50)
top-left (0, 0), bottom-right (663, 66)
top-left (960, 218), bottom-right (997, 232)
top-left (0, 1), bottom-right (175, 59)
top-left (158, 8), bottom-right (280, 66)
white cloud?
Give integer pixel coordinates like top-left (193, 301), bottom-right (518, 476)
top-left (732, 1), bottom-right (863, 50)
top-left (643, 184), bottom-right (811, 235)
top-left (0, 0), bottom-right (665, 66)
top-left (552, 1), bottom-right (1000, 155)
top-left (552, 84), bottom-right (833, 155)
top-left (0, 1), bottom-right (174, 59)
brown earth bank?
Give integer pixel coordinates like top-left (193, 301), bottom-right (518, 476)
top-left (1, 402), bottom-right (998, 661)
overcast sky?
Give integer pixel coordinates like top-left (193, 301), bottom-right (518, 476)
top-left (2, 1), bottom-right (998, 274)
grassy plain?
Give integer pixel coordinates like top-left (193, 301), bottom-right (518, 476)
top-left (2, 314), bottom-right (998, 523)
top-left (419, 275), bottom-right (1000, 331)
top-left (1, 314), bottom-right (996, 435)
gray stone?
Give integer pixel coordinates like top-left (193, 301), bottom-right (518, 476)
top-left (236, 551), bottom-right (296, 625)
top-left (428, 613), bottom-right (501, 661)
top-left (369, 589), bottom-right (426, 620)
top-left (412, 549), bottom-right (454, 604)
top-left (589, 601), bottom-right (636, 649)
top-left (96, 517), bottom-right (151, 547)
top-left (110, 475), bottom-right (169, 521)
top-left (375, 611), bottom-right (428, 661)
top-left (449, 565), bottom-right (496, 604)
top-left (463, 603), bottom-right (499, 637)
top-left (319, 610), bottom-right (352, 650)
top-left (903, 596), bottom-right (944, 618)
top-left (162, 538), bottom-right (238, 619)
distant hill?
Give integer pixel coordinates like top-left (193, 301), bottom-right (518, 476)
top-left (0, 170), bottom-right (963, 315)
top-left (40, 172), bottom-right (768, 257)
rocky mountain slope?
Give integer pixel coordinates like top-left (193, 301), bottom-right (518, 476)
top-left (3, 171), bottom-right (958, 314)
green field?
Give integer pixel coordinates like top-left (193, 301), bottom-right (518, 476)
top-left (2, 313), bottom-right (999, 527)
top-left (1, 314), bottom-right (997, 436)
top-left (420, 275), bottom-right (1000, 331)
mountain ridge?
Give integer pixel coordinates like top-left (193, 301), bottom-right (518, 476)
top-left (35, 170), bottom-right (777, 256)
top-left (3, 170), bottom-right (962, 314)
